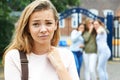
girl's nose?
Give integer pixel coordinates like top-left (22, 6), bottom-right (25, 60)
top-left (40, 25), bottom-right (47, 33)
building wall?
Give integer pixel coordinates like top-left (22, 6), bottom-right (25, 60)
top-left (60, 18), bottom-right (74, 36)
top-left (80, 0), bottom-right (120, 16)
top-left (60, 0), bottom-right (120, 36)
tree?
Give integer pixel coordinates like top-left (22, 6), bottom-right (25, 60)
top-left (0, 0), bottom-right (32, 57)
top-left (7, 0), bottom-right (31, 11)
top-left (6, 0), bottom-right (81, 12)
top-left (0, 0), bottom-right (14, 57)
top-left (2, 0), bottom-right (80, 12)
top-left (51, 0), bottom-right (80, 12)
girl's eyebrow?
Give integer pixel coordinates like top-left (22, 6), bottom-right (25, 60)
top-left (32, 19), bottom-right (53, 22)
top-left (32, 20), bottom-right (40, 22)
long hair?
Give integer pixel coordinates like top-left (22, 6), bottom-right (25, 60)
top-left (94, 19), bottom-right (109, 33)
top-left (76, 23), bottom-right (86, 35)
top-left (94, 19), bottom-right (105, 27)
top-left (3, 0), bottom-right (60, 60)
top-left (85, 18), bottom-right (97, 35)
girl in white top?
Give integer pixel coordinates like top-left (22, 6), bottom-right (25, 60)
top-left (3, 0), bottom-right (79, 80)
top-left (93, 19), bottom-right (111, 80)
top-left (70, 23), bottom-right (85, 77)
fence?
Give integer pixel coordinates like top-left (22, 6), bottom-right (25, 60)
top-left (112, 16), bottom-right (120, 60)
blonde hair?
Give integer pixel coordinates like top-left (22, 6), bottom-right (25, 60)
top-left (93, 19), bottom-right (109, 33)
top-left (85, 18), bottom-right (93, 29)
top-left (84, 18), bottom-right (97, 35)
top-left (3, 0), bottom-right (60, 60)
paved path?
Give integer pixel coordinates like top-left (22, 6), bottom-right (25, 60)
top-left (80, 61), bottom-right (120, 80)
top-left (0, 61), bottom-right (120, 80)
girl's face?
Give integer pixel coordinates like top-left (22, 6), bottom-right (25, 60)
top-left (87, 20), bottom-right (93, 30)
top-left (28, 9), bottom-right (57, 45)
top-left (93, 21), bottom-right (100, 30)
top-left (78, 24), bottom-right (85, 32)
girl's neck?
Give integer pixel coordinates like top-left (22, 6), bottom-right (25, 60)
top-left (32, 44), bottom-right (52, 55)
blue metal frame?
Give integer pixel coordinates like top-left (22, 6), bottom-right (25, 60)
top-left (106, 13), bottom-right (114, 60)
top-left (59, 7), bottom-right (104, 22)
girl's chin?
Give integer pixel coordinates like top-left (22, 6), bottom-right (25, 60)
top-left (39, 40), bottom-right (50, 44)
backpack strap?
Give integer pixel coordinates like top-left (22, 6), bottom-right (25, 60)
top-left (19, 50), bottom-right (28, 80)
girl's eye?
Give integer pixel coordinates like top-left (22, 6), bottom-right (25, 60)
top-left (33, 23), bottom-right (39, 27)
top-left (46, 22), bottom-right (52, 25)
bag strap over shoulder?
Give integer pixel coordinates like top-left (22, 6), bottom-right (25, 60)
top-left (19, 50), bottom-right (28, 80)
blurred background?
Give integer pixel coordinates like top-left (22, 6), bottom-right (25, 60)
top-left (0, 0), bottom-right (120, 80)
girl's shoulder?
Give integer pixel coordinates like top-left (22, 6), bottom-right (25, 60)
top-left (5, 49), bottom-right (20, 65)
top-left (5, 49), bottom-right (19, 58)
top-left (56, 47), bottom-right (73, 58)
top-left (71, 30), bottom-right (78, 33)
top-left (5, 49), bottom-right (19, 57)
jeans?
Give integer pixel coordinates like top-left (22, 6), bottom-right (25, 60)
top-left (97, 50), bottom-right (111, 80)
top-left (72, 51), bottom-right (83, 77)
top-left (83, 52), bottom-right (97, 80)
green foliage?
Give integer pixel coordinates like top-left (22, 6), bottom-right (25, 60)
top-left (7, 0), bottom-right (31, 11)
top-left (51, 0), bottom-right (80, 12)
top-left (0, 0), bottom-right (15, 57)
top-left (0, 0), bottom-right (32, 57)
top-left (68, 0), bottom-right (80, 6)
top-left (0, 17), bottom-right (15, 55)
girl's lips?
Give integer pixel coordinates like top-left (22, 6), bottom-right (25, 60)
top-left (40, 35), bottom-right (47, 37)
top-left (39, 35), bottom-right (48, 38)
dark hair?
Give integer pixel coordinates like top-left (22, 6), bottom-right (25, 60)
top-left (76, 23), bottom-right (86, 35)
top-left (76, 23), bottom-right (86, 30)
